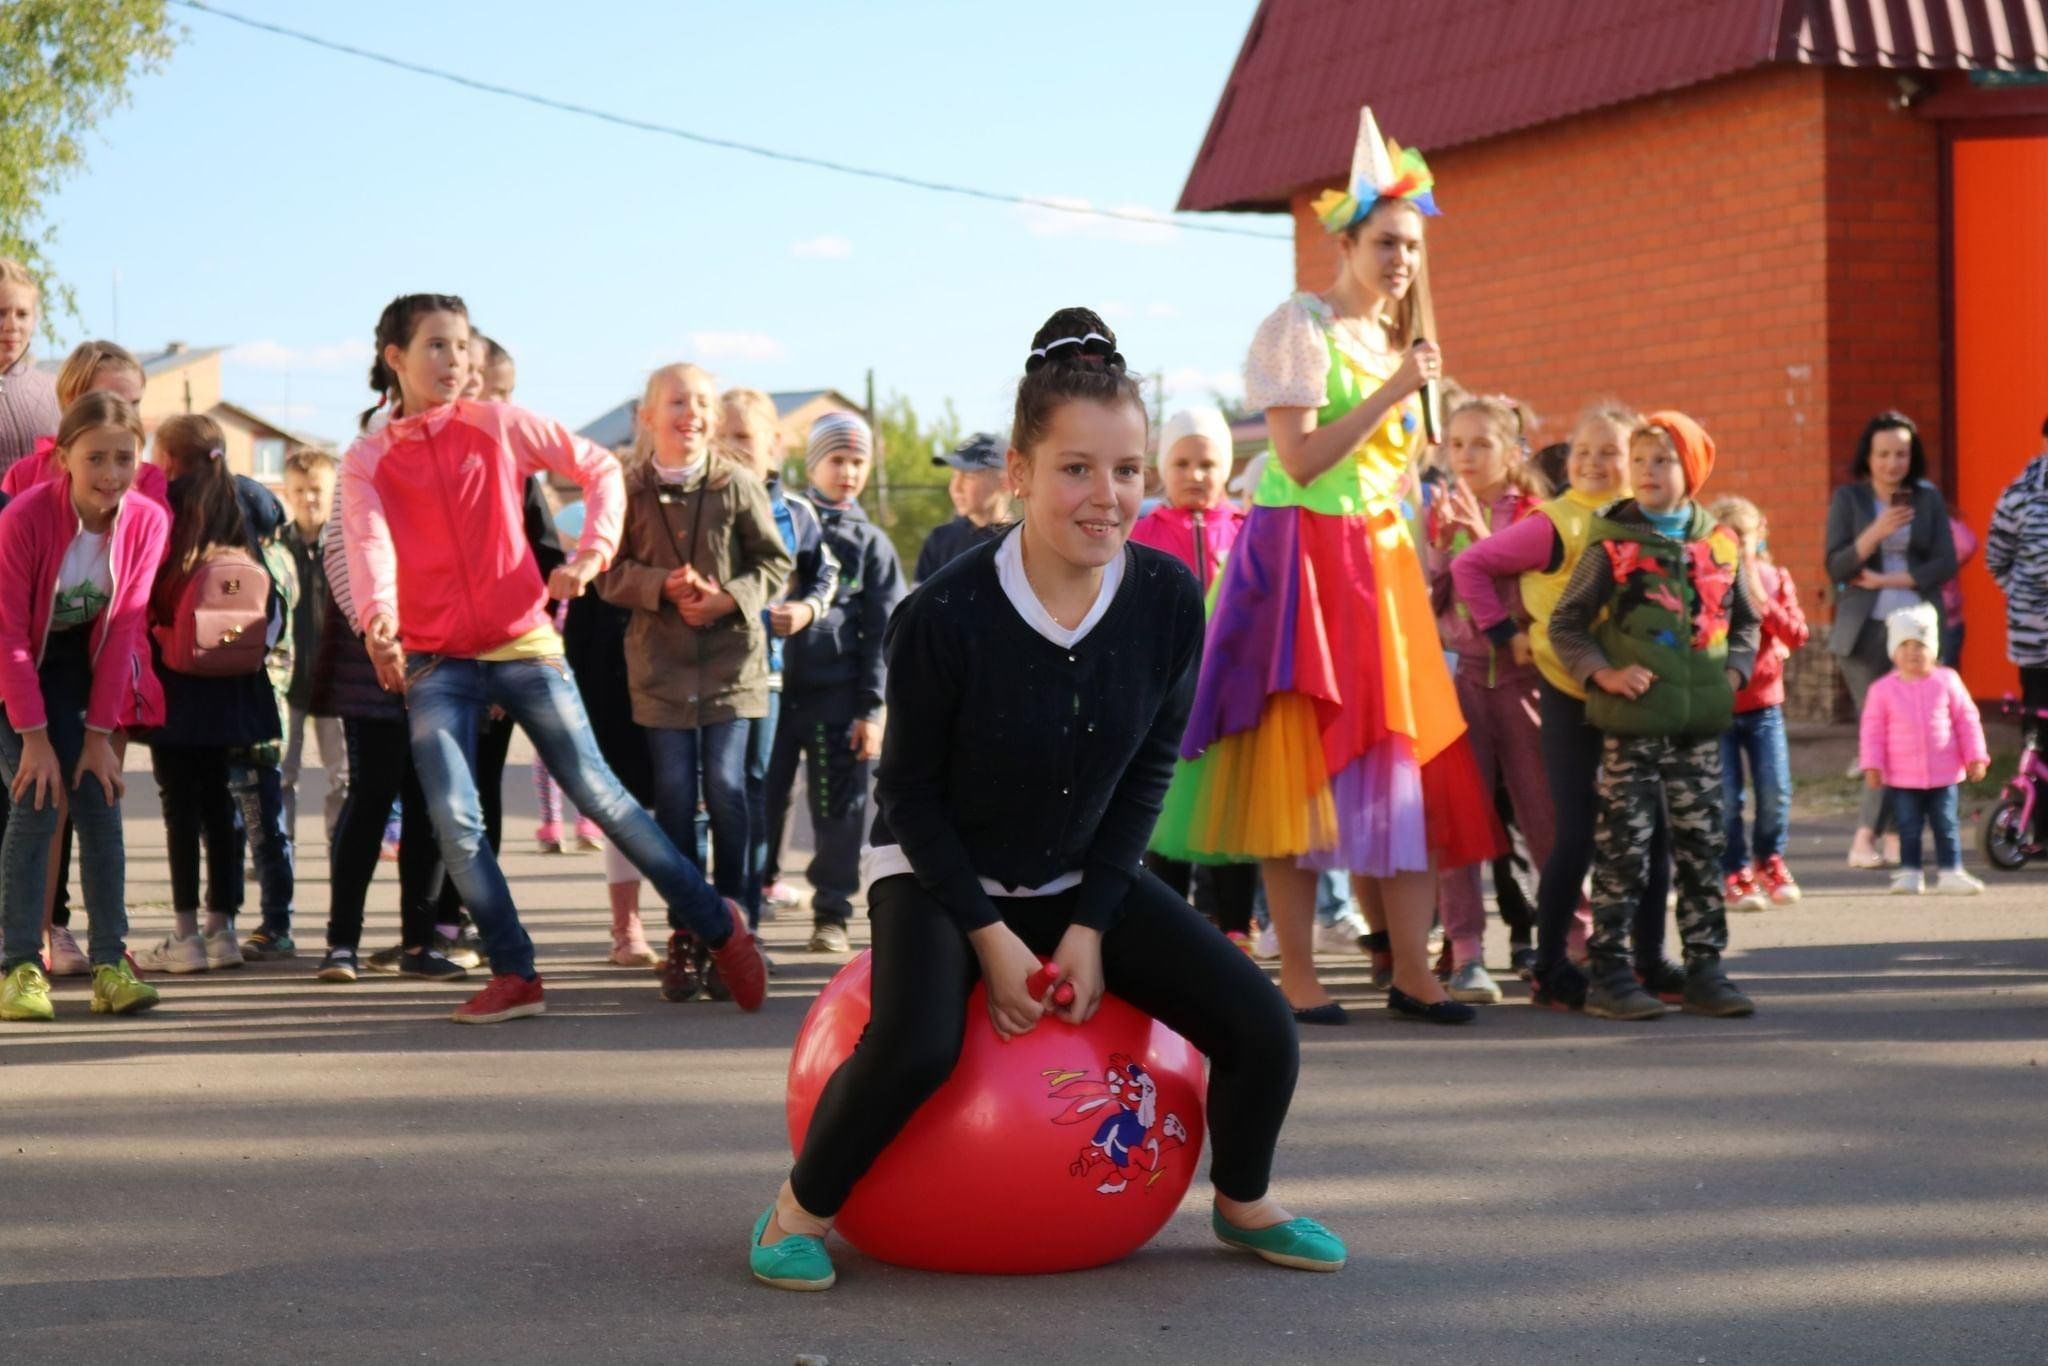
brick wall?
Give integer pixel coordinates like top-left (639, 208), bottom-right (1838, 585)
top-left (1283, 66), bottom-right (1945, 720)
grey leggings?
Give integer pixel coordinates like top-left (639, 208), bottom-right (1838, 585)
top-left (1836, 619), bottom-right (1895, 835)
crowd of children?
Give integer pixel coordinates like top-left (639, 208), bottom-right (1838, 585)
top-left (0, 92), bottom-right (2023, 1055)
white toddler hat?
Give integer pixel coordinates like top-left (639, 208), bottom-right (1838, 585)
top-left (1885, 602), bottom-right (1940, 659)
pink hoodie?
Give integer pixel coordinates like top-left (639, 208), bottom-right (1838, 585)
top-left (1127, 501), bottom-right (1243, 590)
top-left (0, 475), bottom-right (169, 732)
top-left (1858, 666), bottom-right (1989, 790)
top-left (341, 400), bottom-right (622, 658)
top-left (1, 436), bottom-right (171, 509)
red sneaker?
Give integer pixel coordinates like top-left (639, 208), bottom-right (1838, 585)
top-left (451, 973), bottom-right (545, 1025)
top-left (1721, 870), bottom-right (1768, 913)
top-left (1755, 855), bottom-right (1802, 906)
top-left (706, 900), bottom-right (767, 1012)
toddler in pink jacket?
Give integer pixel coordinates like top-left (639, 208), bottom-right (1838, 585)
top-left (1858, 603), bottom-right (1988, 895)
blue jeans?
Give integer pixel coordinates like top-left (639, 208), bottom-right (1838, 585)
top-left (742, 690), bottom-right (781, 928)
top-left (647, 720), bottom-right (756, 930)
top-left (1890, 785), bottom-right (1960, 871)
top-left (1720, 705), bottom-right (1791, 873)
top-left (0, 631), bottom-right (127, 970)
top-left (404, 653), bottom-right (727, 978)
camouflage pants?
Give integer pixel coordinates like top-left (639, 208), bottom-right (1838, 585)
top-left (1589, 733), bottom-right (1729, 965)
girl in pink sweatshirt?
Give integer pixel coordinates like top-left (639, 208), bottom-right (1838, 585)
top-left (1858, 602), bottom-right (1989, 896)
top-left (340, 293), bottom-right (765, 1025)
top-left (0, 392), bottom-right (169, 1021)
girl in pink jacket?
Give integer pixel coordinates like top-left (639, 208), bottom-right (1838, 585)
top-left (0, 392), bottom-right (169, 1022)
top-left (340, 293), bottom-right (765, 1025)
top-left (1858, 602), bottom-right (1989, 896)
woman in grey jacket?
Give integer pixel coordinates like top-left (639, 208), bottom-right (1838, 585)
top-left (1824, 411), bottom-right (1958, 868)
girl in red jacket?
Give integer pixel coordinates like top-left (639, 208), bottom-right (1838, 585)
top-left (0, 392), bottom-right (168, 1021)
top-left (1709, 496), bottom-right (1810, 910)
top-left (340, 294), bottom-right (765, 1024)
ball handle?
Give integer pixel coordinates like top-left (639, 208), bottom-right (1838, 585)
top-left (1026, 962), bottom-right (1078, 1008)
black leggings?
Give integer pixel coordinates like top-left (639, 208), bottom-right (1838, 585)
top-left (789, 872), bottom-right (1300, 1218)
top-left (1535, 681), bottom-right (1669, 974)
top-left (1143, 853), bottom-right (1257, 936)
top-left (327, 718), bottom-right (445, 951)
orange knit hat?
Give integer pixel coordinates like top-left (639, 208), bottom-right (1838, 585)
top-left (1645, 410), bottom-right (1716, 497)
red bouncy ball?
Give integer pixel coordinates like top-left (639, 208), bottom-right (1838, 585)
top-left (785, 950), bottom-right (1208, 1275)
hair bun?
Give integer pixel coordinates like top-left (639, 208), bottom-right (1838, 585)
top-left (1024, 307), bottom-right (1123, 375)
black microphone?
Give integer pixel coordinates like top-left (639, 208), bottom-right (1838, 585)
top-left (1414, 337), bottom-right (1441, 445)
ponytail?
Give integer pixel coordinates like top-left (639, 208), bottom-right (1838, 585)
top-left (156, 413), bottom-right (248, 576)
top-left (361, 292), bottom-right (469, 430)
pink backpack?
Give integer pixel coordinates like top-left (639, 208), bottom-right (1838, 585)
top-left (154, 545), bottom-right (272, 677)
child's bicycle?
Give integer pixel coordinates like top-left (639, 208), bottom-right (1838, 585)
top-left (1979, 701), bottom-right (2048, 871)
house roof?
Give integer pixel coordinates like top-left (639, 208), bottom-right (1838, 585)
top-left (578, 388), bottom-right (863, 449)
top-left (209, 399), bottom-right (307, 443)
top-left (135, 344), bottom-right (228, 375)
top-left (1180, 0), bottom-right (2048, 212)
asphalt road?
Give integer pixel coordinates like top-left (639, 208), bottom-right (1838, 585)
top-left (3, 768), bottom-right (2046, 1365)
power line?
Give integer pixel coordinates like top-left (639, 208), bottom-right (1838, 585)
top-left (170, 1), bottom-right (1289, 243)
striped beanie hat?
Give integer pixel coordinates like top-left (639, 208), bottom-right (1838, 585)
top-left (806, 411), bottom-right (873, 473)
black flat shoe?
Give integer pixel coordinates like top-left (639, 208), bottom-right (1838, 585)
top-left (1386, 986), bottom-right (1477, 1025)
top-left (1292, 1002), bottom-right (1350, 1026)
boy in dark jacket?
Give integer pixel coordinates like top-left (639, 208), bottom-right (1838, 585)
top-left (767, 412), bottom-right (906, 952)
top-left (1548, 411), bottom-right (1761, 1022)
top-left (280, 447), bottom-right (346, 848)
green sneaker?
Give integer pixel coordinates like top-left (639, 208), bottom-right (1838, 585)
top-left (91, 959), bottom-right (161, 1016)
top-left (750, 1206), bottom-right (835, 1291)
top-left (1212, 1209), bottom-right (1346, 1272)
top-left (240, 930), bottom-right (296, 962)
top-left (0, 961), bottom-right (56, 1022)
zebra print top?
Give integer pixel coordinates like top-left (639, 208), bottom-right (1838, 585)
top-left (1986, 452), bottom-right (2048, 669)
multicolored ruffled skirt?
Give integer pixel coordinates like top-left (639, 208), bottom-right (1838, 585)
top-left (1151, 500), bottom-right (1502, 875)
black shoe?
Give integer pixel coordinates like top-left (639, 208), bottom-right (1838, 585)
top-left (364, 944), bottom-right (404, 975)
top-left (1509, 944), bottom-right (1538, 980)
top-left (1292, 1002), bottom-right (1350, 1026)
top-left (1682, 957), bottom-right (1755, 1018)
top-left (437, 929), bottom-right (483, 971)
top-left (1530, 959), bottom-right (1588, 1012)
top-left (316, 948), bottom-right (360, 983)
top-left (1386, 986), bottom-right (1477, 1025)
top-left (399, 948), bottom-right (468, 981)
top-left (661, 932), bottom-right (703, 1003)
top-left (1583, 961), bottom-right (1666, 1020)
top-left (1636, 959), bottom-right (1687, 1005)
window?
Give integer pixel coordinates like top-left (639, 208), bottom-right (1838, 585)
top-left (252, 437), bottom-right (286, 478)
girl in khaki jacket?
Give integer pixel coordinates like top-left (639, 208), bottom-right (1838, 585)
top-left (597, 364), bottom-right (791, 992)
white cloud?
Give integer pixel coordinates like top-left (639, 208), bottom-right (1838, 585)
top-left (229, 339), bottom-right (366, 373)
top-left (688, 331), bottom-right (785, 363)
top-left (1015, 196), bottom-right (1180, 246)
top-left (790, 234), bottom-right (853, 260)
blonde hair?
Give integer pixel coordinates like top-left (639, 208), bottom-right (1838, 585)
top-left (0, 257), bottom-right (36, 293)
top-left (284, 446), bottom-right (335, 477)
top-left (54, 391), bottom-right (143, 453)
top-left (55, 340), bottom-right (143, 408)
top-left (720, 387), bottom-right (777, 434)
top-left (1573, 400), bottom-right (1641, 444)
top-left (1710, 494), bottom-right (1767, 555)
top-left (632, 362), bottom-right (717, 467)
top-left (1446, 394), bottom-right (1550, 499)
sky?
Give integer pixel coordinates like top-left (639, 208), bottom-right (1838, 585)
top-left (34, 1), bottom-right (1296, 451)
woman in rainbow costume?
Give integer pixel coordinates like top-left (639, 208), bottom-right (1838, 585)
top-left (1156, 109), bottom-right (1500, 1026)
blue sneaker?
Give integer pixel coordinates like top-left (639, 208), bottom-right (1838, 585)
top-left (750, 1206), bottom-right (835, 1291)
top-left (1212, 1208), bottom-right (1346, 1272)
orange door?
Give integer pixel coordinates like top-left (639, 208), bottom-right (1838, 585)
top-left (1951, 133), bottom-right (2048, 697)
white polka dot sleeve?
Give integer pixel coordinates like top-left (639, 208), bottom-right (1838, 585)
top-left (1243, 295), bottom-right (1330, 412)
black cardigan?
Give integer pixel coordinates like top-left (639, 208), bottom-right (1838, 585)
top-left (868, 534), bottom-right (1204, 934)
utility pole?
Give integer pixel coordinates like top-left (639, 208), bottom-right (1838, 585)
top-left (867, 367), bottom-right (890, 524)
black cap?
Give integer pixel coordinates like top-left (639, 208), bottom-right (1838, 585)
top-left (933, 432), bottom-right (1005, 472)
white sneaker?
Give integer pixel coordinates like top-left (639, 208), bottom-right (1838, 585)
top-left (203, 929), bottom-right (245, 969)
top-left (1930, 867), bottom-right (1985, 896)
top-left (1314, 916), bottom-right (1369, 955)
top-left (1447, 961), bottom-right (1503, 1004)
top-left (1252, 924), bottom-right (1279, 960)
top-left (1888, 869), bottom-right (1924, 896)
top-left (46, 926), bottom-right (90, 977)
top-left (134, 933), bottom-right (208, 974)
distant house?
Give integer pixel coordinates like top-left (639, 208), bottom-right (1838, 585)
top-left (54, 341), bottom-right (327, 487)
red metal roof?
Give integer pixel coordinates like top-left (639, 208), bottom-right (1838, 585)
top-left (1181, 0), bottom-right (2048, 211)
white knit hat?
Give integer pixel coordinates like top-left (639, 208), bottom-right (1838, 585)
top-left (1885, 602), bottom-right (1939, 659)
top-left (1157, 405), bottom-right (1233, 467)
